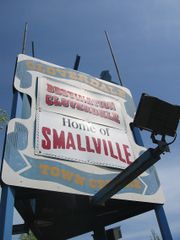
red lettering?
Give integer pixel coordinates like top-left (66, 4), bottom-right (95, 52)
top-left (92, 137), bottom-right (101, 154)
top-left (108, 141), bottom-right (118, 159)
top-left (61, 98), bottom-right (69, 107)
top-left (69, 100), bottom-right (76, 109)
top-left (89, 107), bottom-right (98, 115)
top-left (123, 144), bottom-right (132, 165)
top-left (83, 105), bottom-right (91, 113)
top-left (102, 139), bottom-right (108, 156)
top-left (53, 129), bottom-right (65, 149)
top-left (66, 132), bottom-right (76, 149)
top-left (99, 109), bottom-right (106, 118)
top-left (47, 84), bottom-right (54, 93)
top-left (54, 86), bottom-right (66, 96)
top-left (116, 143), bottom-right (126, 163)
top-left (107, 102), bottom-right (116, 111)
top-left (42, 127), bottom-right (51, 149)
top-left (85, 136), bottom-right (95, 153)
top-left (77, 134), bottom-right (86, 151)
top-left (76, 102), bottom-right (84, 111)
top-left (45, 95), bottom-right (53, 105)
top-left (110, 113), bottom-right (120, 124)
top-left (53, 96), bottom-right (61, 106)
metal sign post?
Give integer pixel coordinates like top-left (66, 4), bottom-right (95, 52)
top-left (93, 222), bottom-right (107, 240)
top-left (155, 205), bottom-right (173, 240)
top-left (133, 128), bottom-right (173, 240)
top-left (0, 185), bottom-right (15, 240)
top-left (0, 75), bottom-right (23, 240)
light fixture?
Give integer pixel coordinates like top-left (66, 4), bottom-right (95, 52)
top-left (92, 94), bottom-right (180, 206)
top-left (106, 227), bottom-right (122, 240)
top-left (132, 93), bottom-right (180, 138)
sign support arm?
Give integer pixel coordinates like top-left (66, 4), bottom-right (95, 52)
top-left (91, 145), bottom-right (166, 206)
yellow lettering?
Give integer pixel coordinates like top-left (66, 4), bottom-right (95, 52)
top-left (133, 179), bottom-right (141, 189)
top-left (97, 179), bottom-right (109, 188)
top-left (36, 63), bottom-right (44, 73)
top-left (117, 88), bottom-right (126, 98)
top-left (56, 68), bottom-right (67, 78)
top-left (106, 85), bottom-right (114, 94)
top-left (89, 78), bottom-right (100, 88)
top-left (46, 67), bottom-right (56, 76)
top-left (50, 166), bottom-right (60, 177)
top-left (127, 179), bottom-right (141, 189)
top-left (74, 174), bottom-right (85, 186)
top-left (77, 74), bottom-right (89, 83)
top-left (61, 169), bottom-right (74, 181)
top-left (68, 71), bottom-right (78, 80)
top-left (39, 164), bottom-right (50, 175)
top-left (89, 179), bottom-right (98, 189)
top-left (26, 61), bottom-right (35, 71)
top-left (99, 83), bottom-right (109, 93)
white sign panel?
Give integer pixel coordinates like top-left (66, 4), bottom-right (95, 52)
top-left (35, 77), bottom-right (136, 169)
top-left (35, 111), bottom-right (135, 169)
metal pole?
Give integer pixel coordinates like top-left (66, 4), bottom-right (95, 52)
top-left (73, 54), bottom-right (81, 70)
top-left (93, 222), bottom-right (107, 240)
top-left (0, 185), bottom-right (15, 240)
top-left (104, 31), bottom-right (123, 86)
top-left (155, 205), bottom-right (173, 240)
top-left (32, 41), bottom-right (35, 57)
top-left (22, 22), bottom-right (28, 54)
top-left (0, 59), bottom-right (21, 240)
top-left (133, 128), bottom-right (173, 240)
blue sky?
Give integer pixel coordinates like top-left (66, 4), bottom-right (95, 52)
top-left (0, 0), bottom-right (180, 239)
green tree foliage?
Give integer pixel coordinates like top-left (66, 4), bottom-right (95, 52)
top-left (20, 231), bottom-right (37, 240)
top-left (0, 108), bottom-right (8, 130)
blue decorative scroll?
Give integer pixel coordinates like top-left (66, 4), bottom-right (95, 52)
top-left (4, 122), bottom-right (160, 196)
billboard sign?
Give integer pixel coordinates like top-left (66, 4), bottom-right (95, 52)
top-left (1, 54), bottom-right (164, 204)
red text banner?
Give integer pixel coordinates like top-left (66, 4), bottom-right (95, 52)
top-left (37, 77), bottom-right (125, 130)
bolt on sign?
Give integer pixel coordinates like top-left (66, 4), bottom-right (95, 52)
top-left (1, 54), bottom-right (164, 204)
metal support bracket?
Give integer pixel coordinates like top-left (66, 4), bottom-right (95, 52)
top-left (92, 145), bottom-right (167, 206)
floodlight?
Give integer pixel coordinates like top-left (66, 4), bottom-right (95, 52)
top-left (132, 93), bottom-right (180, 137)
top-left (92, 94), bottom-right (180, 206)
top-left (106, 227), bottom-right (122, 240)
